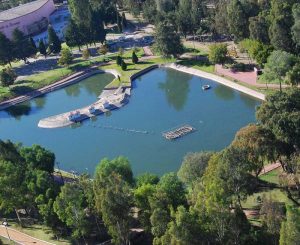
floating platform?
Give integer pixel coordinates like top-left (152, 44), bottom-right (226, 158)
top-left (163, 125), bottom-right (195, 140)
top-left (38, 87), bottom-right (130, 129)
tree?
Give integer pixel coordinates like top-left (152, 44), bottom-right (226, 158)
top-left (249, 15), bottom-right (270, 44)
top-left (116, 55), bottom-right (122, 66)
top-left (121, 60), bottom-right (127, 71)
top-left (292, 3), bottom-right (300, 48)
top-left (176, 0), bottom-right (193, 38)
top-left (90, 10), bottom-right (106, 44)
top-left (286, 62), bottom-right (300, 86)
top-left (0, 32), bottom-right (15, 66)
top-left (94, 156), bottom-right (134, 186)
top-left (134, 183), bottom-right (157, 231)
top-left (269, 0), bottom-right (295, 52)
top-left (29, 37), bottom-right (37, 53)
top-left (38, 40), bottom-right (47, 58)
top-left (260, 196), bottom-right (285, 242)
top-left (256, 89), bottom-right (300, 202)
top-left (136, 173), bottom-right (159, 187)
top-left (280, 205), bottom-right (300, 245)
top-left (227, 0), bottom-right (249, 41)
top-left (132, 51), bottom-right (139, 64)
top-left (231, 124), bottom-right (276, 177)
top-left (208, 43), bottom-right (228, 65)
top-left (122, 12), bottom-right (127, 29)
top-left (1, 67), bottom-right (16, 87)
top-left (157, 172), bottom-right (186, 208)
top-left (264, 50), bottom-right (295, 91)
top-left (117, 13), bottom-right (123, 33)
top-left (158, 206), bottom-right (206, 245)
top-left (20, 144), bottom-right (55, 173)
top-left (82, 49), bottom-right (91, 60)
top-left (0, 140), bottom-right (27, 225)
top-left (54, 183), bottom-right (92, 242)
top-left (154, 22), bottom-right (184, 57)
top-left (97, 173), bottom-right (133, 245)
top-left (12, 31), bottom-right (37, 61)
top-left (177, 151), bottom-right (213, 186)
top-left (58, 48), bottom-right (73, 67)
top-left (65, 19), bottom-right (84, 51)
top-left (48, 25), bottom-right (61, 54)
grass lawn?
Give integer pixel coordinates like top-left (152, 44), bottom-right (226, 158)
top-left (103, 56), bottom-right (175, 88)
top-left (10, 222), bottom-right (70, 245)
top-left (259, 168), bottom-right (281, 185)
top-left (242, 188), bottom-right (291, 210)
top-left (177, 59), bottom-right (215, 73)
top-left (0, 48), bottom-right (148, 102)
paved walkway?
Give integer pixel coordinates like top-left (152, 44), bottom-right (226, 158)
top-left (166, 63), bottom-right (265, 101)
top-left (0, 225), bottom-right (54, 245)
top-left (259, 162), bottom-right (282, 176)
top-left (215, 65), bottom-right (297, 89)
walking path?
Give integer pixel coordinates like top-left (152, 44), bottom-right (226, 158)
top-left (259, 162), bottom-right (281, 176)
top-left (215, 65), bottom-right (298, 89)
top-left (0, 225), bottom-right (54, 245)
top-left (165, 63), bottom-right (266, 101)
top-left (0, 67), bottom-right (120, 111)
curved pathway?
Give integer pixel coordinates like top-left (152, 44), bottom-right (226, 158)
top-left (166, 63), bottom-right (265, 101)
top-left (0, 67), bottom-right (120, 111)
top-left (0, 225), bottom-right (54, 245)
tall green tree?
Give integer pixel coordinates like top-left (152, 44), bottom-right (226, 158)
top-left (292, 3), bottom-right (300, 49)
top-left (96, 173), bottom-right (134, 245)
top-left (64, 19), bottom-right (84, 50)
top-left (154, 22), bottom-right (183, 57)
top-left (249, 15), bottom-right (270, 44)
top-left (54, 183), bottom-right (92, 243)
top-left (48, 25), bottom-right (61, 54)
top-left (0, 32), bottom-right (15, 66)
top-left (263, 50), bottom-right (295, 91)
top-left (280, 206), bottom-right (300, 245)
top-left (269, 0), bottom-right (296, 52)
top-left (227, 0), bottom-right (249, 41)
top-left (177, 151), bottom-right (213, 186)
top-left (38, 40), bottom-right (47, 58)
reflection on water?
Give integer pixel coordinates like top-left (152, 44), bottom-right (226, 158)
top-left (214, 85), bottom-right (235, 101)
top-left (35, 95), bottom-right (46, 109)
top-left (0, 69), bottom-right (260, 175)
top-left (239, 94), bottom-right (259, 109)
top-left (159, 69), bottom-right (191, 111)
top-left (4, 103), bottom-right (32, 120)
top-left (65, 83), bottom-right (81, 97)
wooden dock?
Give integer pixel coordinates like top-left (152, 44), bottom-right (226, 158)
top-left (163, 125), bottom-right (195, 140)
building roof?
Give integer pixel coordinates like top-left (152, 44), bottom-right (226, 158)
top-left (0, 0), bottom-right (51, 22)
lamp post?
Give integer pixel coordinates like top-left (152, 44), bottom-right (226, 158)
top-left (2, 221), bottom-right (11, 242)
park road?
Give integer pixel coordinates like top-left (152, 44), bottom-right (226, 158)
top-left (0, 225), bottom-right (54, 245)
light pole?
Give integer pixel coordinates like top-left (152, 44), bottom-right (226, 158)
top-left (3, 222), bottom-right (11, 242)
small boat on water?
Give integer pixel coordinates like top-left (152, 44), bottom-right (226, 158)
top-left (202, 85), bottom-right (211, 90)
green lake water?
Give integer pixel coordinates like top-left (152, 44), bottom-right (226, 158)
top-left (0, 68), bottom-right (260, 175)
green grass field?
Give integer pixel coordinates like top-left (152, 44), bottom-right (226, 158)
top-left (10, 222), bottom-right (70, 245)
top-left (0, 48), bottom-right (148, 102)
top-left (104, 56), bottom-right (175, 88)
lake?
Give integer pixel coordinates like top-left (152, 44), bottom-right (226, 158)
top-left (0, 68), bottom-right (260, 175)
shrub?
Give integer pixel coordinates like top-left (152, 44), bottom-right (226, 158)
top-left (132, 51), bottom-right (139, 64)
top-left (121, 60), bottom-right (127, 71)
top-left (116, 56), bottom-right (122, 66)
top-left (82, 49), bottom-right (90, 60)
top-left (1, 67), bottom-right (16, 87)
top-left (208, 43), bottom-right (228, 65)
